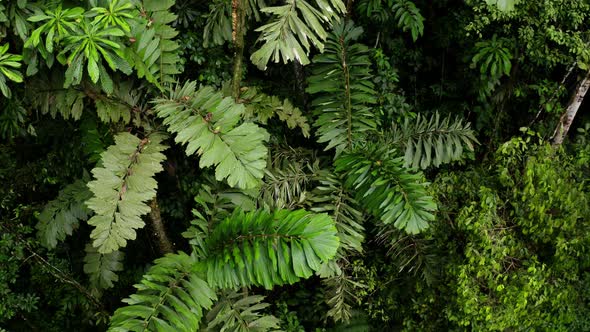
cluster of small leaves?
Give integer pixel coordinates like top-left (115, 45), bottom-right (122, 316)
top-left (153, 81), bottom-right (269, 189)
top-left (392, 0), bottom-right (424, 41)
top-left (205, 291), bottom-right (281, 331)
top-left (24, 2), bottom-right (132, 94)
top-left (0, 43), bottom-right (23, 98)
top-left (0, 232), bottom-right (39, 323)
top-left (86, 132), bottom-right (167, 254)
top-left (471, 35), bottom-right (512, 79)
top-left (335, 145), bottom-right (436, 234)
top-left (307, 21), bottom-right (378, 154)
top-left (384, 112), bottom-right (478, 169)
top-left (239, 86), bottom-right (311, 137)
top-left (250, 0), bottom-right (346, 69)
top-left (36, 179), bottom-right (93, 249)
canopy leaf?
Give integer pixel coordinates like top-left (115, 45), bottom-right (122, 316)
top-left (86, 132), bottom-right (167, 253)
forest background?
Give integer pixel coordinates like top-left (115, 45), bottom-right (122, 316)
top-left (1, 0), bottom-right (590, 331)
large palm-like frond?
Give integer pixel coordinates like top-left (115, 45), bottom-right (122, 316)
top-left (307, 21), bottom-right (378, 154)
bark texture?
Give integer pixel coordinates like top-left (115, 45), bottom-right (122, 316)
top-left (552, 70), bottom-right (590, 146)
top-left (231, 0), bottom-right (245, 100)
top-left (149, 198), bottom-right (173, 254)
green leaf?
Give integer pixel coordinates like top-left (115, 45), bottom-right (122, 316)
top-left (36, 179), bottom-right (93, 249)
top-left (250, 0), bottom-right (345, 70)
top-left (86, 132), bottom-right (167, 253)
top-left (200, 209), bottom-right (340, 289)
top-left (84, 243), bottom-right (124, 291)
top-left (306, 21), bottom-right (378, 154)
top-left (153, 83), bottom-right (269, 189)
top-left (109, 252), bottom-right (216, 331)
top-left (385, 112), bottom-right (478, 169)
top-left (335, 145), bottom-right (437, 234)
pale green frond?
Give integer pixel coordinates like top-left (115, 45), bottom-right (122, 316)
top-left (83, 243), bottom-right (124, 292)
top-left (36, 179), bottom-right (93, 249)
top-left (86, 132), bottom-right (168, 253)
top-left (250, 0), bottom-right (345, 70)
top-left (153, 82), bottom-right (269, 189)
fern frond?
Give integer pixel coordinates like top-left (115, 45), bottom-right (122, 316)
top-left (335, 146), bottom-right (437, 234)
top-left (261, 160), bottom-right (316, 210)
top-left (385, 112), bottom-right (478, 169)
top-left (83, 243), bottom-right (124, 292)
top-left (127, 0), bottom-right (180, 89)
top-left (109, 252), bottom-right (217, 332)
top-left (91, 81), bottom-right (140, 124)
top-left (29, 77), bottom-right (86, 120)
top-left (36, 179), bottom-right (93, 249)
top-left (306, 21), bottom-right (378, 154)
top-left (194, 175), bottom-right (258, 224)
top-left (324, 268), bottom-right (365, 323)
top-left (86, 132), bottom-right (167, 253)
top-left (200, 209), bottom-right (340, 290)
top-left (308, 171), bottom-right (365, 255)
top-left (239, 86), bottom-right (310, 137)
top-left (250, 0), bottom-right (346, 70)
top-left (376, 227), bottom-right (439, 285)
top-left (80, 115), bottom-right (112, 163)
top-left (183, 175), bottom-right (257, 255)
top-left (205, 291), bottom-right (281, 331)
top-left (153, 82), bottom-right (269, 189)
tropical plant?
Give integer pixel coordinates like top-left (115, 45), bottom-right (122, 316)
top-left (7, 0), bottom-right (590, 331)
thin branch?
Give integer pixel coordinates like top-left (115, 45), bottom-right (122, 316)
top-left (0, 221), bottom-right (107, 313)
top-left (530, 62), bottom-right (576, 126)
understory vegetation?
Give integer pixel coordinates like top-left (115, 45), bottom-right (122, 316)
top-left (1, 0), bottom-right (590, 331)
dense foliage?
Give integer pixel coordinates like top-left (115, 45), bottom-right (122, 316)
top-left (1, 0), bottom-right (590, 330)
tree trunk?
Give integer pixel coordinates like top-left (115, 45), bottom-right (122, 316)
top-left (231, 0), bottom-right (245, 100)
top-left (346, 0), bottom-right (354, 18)
top-left (293, 59), bottom-right (308, 110)
top-left (551, 70), bottom-right (590, 146)
top-left (149, 198), bottom-right (173, 254)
